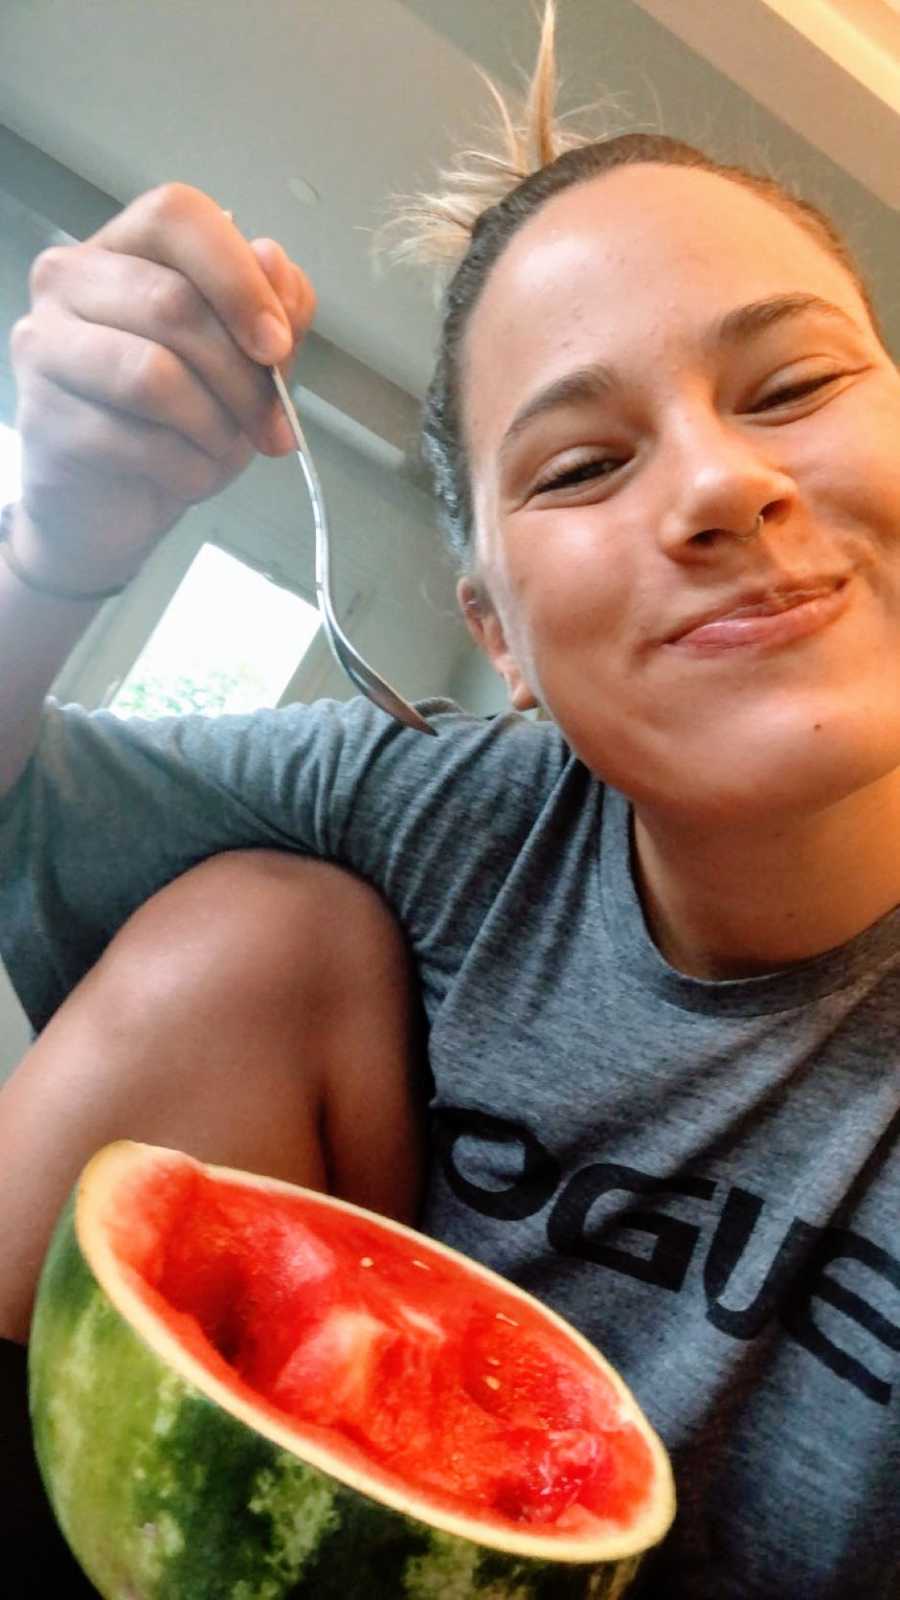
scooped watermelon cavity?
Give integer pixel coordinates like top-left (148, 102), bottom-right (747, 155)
top-left (29, 1142), bottom-right (675, 1599)
top-left (112, 1163), bottom-right (650, 1531)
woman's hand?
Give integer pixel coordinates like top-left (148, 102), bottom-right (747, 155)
top-left (8, 182), bottom-right (316, 591)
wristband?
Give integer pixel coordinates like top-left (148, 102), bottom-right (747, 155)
top-left (0, 502), bottom-right (128, 603)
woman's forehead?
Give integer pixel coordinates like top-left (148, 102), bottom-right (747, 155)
top-left (463, 163), bottom-right (866, 419)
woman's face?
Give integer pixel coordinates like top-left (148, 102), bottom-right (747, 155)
top-left (461, 163), bottom-right (900, 823)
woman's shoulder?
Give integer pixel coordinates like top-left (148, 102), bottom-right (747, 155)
top-left (325, 696), bottom-right (580, 799)
top-left (18, 692), bottom-right (584, 828)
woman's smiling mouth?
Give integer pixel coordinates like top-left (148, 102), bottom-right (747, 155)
top-left (667, 575), bottom-right (851, 652)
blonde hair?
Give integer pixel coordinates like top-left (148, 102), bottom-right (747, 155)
top-left (388, 1), bottom-right (887, 566)
top-left (386, 1), bottom-right (593, 269)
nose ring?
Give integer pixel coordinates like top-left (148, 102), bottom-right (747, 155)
top-left (733, 513), bottom-right (765, 545)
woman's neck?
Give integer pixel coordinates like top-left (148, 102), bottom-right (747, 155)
top-left (632, 768), bottom-right (900, 981)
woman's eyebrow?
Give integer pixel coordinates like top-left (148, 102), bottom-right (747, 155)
top-left (498, 292), bottom-right (861, 462)
top-left (711, 291), bottom-right (860, 351)
top-left (499, 366), bottom-right (615, 464)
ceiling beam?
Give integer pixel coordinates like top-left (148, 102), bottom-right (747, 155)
top-left (633, 0), bottom-right (900, 209)
top-left (288, 330), bottom-right (425, 484)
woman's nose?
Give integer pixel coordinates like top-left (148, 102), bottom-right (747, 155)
top-left (654, 409), bottom-right (796, 556)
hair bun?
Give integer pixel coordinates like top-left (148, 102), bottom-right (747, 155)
top-left (376, 1), bottom-right (601, 270)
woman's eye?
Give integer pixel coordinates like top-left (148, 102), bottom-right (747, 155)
top-left (535, 457), bottom-right (623, 494)
top-left (753, 374), bottom-right (838, 411)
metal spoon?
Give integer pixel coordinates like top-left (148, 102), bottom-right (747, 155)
top-left (270, 364), bottom-right (436, 737)
top-left (221, 210), bottom-right (434, 735)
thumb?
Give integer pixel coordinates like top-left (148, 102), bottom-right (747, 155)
top-left (249, 236), bottom-right (316, 348)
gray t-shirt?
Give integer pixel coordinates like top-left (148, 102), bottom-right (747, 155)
top-left (1, 695), bottom-right (898, 1599)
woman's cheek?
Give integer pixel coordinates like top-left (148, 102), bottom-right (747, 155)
top-left (533, 545), bottom-right (628, 649)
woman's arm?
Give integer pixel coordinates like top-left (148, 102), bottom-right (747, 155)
top-left (1, 183), bottom-right (310, 798)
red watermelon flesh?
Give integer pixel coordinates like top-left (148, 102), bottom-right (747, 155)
top-left (110, 1162), bottom-right (654, 1536)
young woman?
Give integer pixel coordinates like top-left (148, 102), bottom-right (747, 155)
top-left (0, 6), bottom-right (897, 1594)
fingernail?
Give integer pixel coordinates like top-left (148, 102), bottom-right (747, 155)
top-left (252, 311), bottom-right (291, 363)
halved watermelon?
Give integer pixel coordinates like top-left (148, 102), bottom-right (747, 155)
top-left (28, 1141), bottom-right (675, 1597)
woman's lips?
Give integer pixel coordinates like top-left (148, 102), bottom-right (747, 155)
top-left (669, 579), bottom-right (850, 652)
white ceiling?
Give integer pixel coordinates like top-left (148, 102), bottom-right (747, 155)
top-left (1, 0), bottom-right (898, 420)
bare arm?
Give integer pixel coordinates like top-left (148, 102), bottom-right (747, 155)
top-left (0, 514), bottom-right (104, 792)
top-left (1, 184), bottom-right (315, 795)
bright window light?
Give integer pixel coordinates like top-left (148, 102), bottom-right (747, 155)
top-left (110, 542), bottom-right (321, 719)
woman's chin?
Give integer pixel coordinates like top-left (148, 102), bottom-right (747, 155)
top-left (575, 699), bottom-right (900, 829)
top-left (645, 738), bottom-right (900, 829)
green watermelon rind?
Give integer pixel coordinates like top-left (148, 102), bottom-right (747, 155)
top-left (29, 1148), bottom-right (670, 1599)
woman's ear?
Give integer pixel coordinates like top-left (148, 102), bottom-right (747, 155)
top-left (457, 578), bottom-right (539, 712)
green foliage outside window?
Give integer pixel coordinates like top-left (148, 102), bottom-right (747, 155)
top-left (112, 666), bottom-right (266, 719)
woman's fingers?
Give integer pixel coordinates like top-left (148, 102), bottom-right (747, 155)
top-left (20, 364), bottom-right (256, 509)
top-left (248, 236), bottom-right (319, 438)
top-left (28, 238), bottom-right (306, 457)
top-left (10, 182), bottom-right (317, 577)
top-left (91, 184), bottom-right (296, 364)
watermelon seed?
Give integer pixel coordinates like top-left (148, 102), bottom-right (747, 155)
top-left (495, 1312), bottom-right (518, 1325)
top-left (484, 1375), bottom-right (501, 1390)
top-left (411, 1258), bottom-right (430, 1270)
top-left (360, 1257), bottom-right (374, 1268)
top-left (486, 1357), bottom-right (501, 1367)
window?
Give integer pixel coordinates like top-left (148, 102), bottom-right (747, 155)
top-left (109, 542), bottom-right (321, 719)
